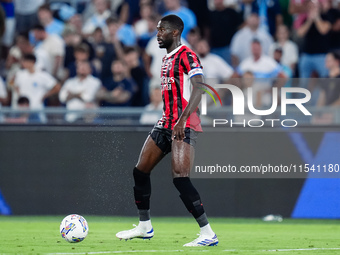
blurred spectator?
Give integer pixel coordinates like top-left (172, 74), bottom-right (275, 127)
top-left (6, 33), bottom-right (49, 83)
top-left (92, 27), bottom-right (105, 48)
top-left (1, 0), bottom-right (15, 58)
top-left (68, 14), bottom-right (84, 35)
top-left (238, 0), bottom-right (255, 21)
top-left (119, 0), bottom-right (141, 25)
top-left (37, 4), bottom-right (65, 37)
top-left (317, 51), bottom-right (340, 106)
top-left (297, 0), bottom-right (331, 81)
top-left (251, 0), bottom-right (283, 36)
top-left (57, 4), bottom-right (76, 23)
top-left (209, 0), bottom-right (243, 65)
top-left (110, 0), bottom-right (125, 15)
top-left (65, 43), bottom-right (98, 80)
top-left (106, 16), bottom-right (136, 47)
top-left (14, 0), bottom-right (43, 33)
top-left (0, 4), bottom-right (4, 39)
top-left (269, 24), bottom-right (298, 72)
top-left (134, 3), bottom-right (153, 37)
top-left (12, 54), bottom-right (60, 113)
top-left (334, 0), bottom-right (340, 8)
top-left (98, 59), bottom-right (136, 106)
top-left (82, 0), bottom-right (120, 23)
top-left (289, 0), bottom-right (309, 31)
top-left (99, 17), bottom-right (136, 80)
top-left (91, 26), bottom-right (119, 82)
top-left (279, 0), bottom-right (293, 28)
top-left (90, 27), bottom-right (106, 74)
top-left (187, 0), bottom-right (210, 37)
top-left (137, 14), bottom-right (158, 49)
top-left (273, 46), bottom-right (293, 79)
top-left (124, 47), bottom-right (149, 106)
top-left (195, 39), bottom-right (234, 86)
top-left (0, 76), bottom-right (8, 106)
top-left (32, 24), bottom-right (65, 79)
top-left (5, 96), bottom-right (41, 123)
top-left (230, 13), bottom-right (273, 68)
top-left (59, 61), bottom-right (101, 122)
top-left (186, 27), bottom-right (201, 49)
top-left (82, 0), bottom-right (111, 38)
top-left (195, 38), bottom-right (234, 105)
top-left (6, 33), bottom-right (49, 109)
top-left (236, 39), bottom-right (285, 79)
top-left (163, 0), bottom-right (197, 39)
top-left (233, 39), bottom-right (286, 107)
top-left (272, 46), bottom-right (293, 96)
top-left (139, 87), bottom-right (163, 124)
top-left (62, 27), bottom-right (95, 69)
top-left (327, 0), bottom-right (340, 50)
top-left (6, 33), bottom-right (30, 71)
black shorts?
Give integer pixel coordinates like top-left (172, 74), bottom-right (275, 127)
top-left (149, 127), bottom-right (199, 155)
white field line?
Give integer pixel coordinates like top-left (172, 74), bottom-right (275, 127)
top-left (264, 247), bottom-right (340, 252)
top-left (45, 247), bottom-right (340, 255)
top-left (45, 250), bottom-right (208, 255)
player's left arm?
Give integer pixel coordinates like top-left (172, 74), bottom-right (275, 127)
top-left (172, 74), bottom-right (205, 141)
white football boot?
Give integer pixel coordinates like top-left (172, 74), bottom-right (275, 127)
top-left (116, 221), bottom-right (154, 240)
top-left (183, 233), bottom-right (218, 247)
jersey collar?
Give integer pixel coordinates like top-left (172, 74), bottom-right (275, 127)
top-left (165, 44), bottom-right (185, 58)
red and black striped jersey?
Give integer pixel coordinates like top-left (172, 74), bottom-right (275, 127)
top-left (156, 45), bottom-right (203, 132)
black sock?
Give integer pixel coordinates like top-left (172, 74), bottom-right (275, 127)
top-left (173, 177), bottom-right (208, 227)
top-left (138, 209), bottom-right (150, 221)
top-left (133, 167), bottom-right (151, 221)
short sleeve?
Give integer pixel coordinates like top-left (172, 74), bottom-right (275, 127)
top-left (49, 35), bottom-right (65, 56)
top-left (41, 72), bottom-right (57, 90)
top-left (181, 50), bottom-right (204, 78)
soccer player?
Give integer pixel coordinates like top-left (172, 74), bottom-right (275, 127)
top-left (116, 15), bottom-right (218, 247)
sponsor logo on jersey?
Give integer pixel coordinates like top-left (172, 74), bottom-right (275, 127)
top-left (160, 76), bottom-right (175, 91)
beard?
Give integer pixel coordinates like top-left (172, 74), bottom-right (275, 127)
top-left (78, 73), bottom-right (87, 79)
top-left (199, 52), bottom-right (207, 58)
top-left (158, 39), bottom-right (172, 49)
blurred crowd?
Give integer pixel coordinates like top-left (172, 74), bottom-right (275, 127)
top-left (0, 0), bottom-right (339, 123)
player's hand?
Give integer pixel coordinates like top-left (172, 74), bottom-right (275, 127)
top-left (172, 120), bottom-right (186, 141)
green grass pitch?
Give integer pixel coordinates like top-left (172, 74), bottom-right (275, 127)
top-left (0, 216), bottom-right (340, 254)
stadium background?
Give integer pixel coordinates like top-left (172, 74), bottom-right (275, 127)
top-left (1, 126), bottom-right (340, 219)
top-left (0, 0), bottom-right (340, 221)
